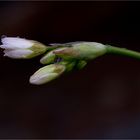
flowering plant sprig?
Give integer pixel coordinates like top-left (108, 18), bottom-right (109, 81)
top-left (1, 36), bottom-right (140, 85)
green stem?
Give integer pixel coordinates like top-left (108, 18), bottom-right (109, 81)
top-left (106, 45), bottom-right (140, 59)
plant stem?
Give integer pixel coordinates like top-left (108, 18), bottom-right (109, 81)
top-left (106, 45), bottom-right (140, 60)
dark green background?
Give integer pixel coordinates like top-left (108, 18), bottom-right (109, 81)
top-left (0, 1), bottom-right (140, 138)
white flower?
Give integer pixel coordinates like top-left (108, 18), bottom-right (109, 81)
top-left (29, 64), bottom-right (66, 85)
top-left (0, 37), bottom-right (47, 59)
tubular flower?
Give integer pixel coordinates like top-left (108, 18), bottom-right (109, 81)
top-left (0, 37), bottom-right (47, 59)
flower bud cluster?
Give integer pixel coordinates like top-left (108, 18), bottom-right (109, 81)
top-left (0, 37), bottom-right (107, 85)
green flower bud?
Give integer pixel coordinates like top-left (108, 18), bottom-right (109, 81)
top-left (76, 60), bottom-right (87, 70)
top-left (59, 61), bottom-right (76, 72)
top-left (53, 42), bottom-right (107, 60)
top-left (29, 64), bottom-right (66, 85)
top-left (40, 50), bottom-right (56, 64)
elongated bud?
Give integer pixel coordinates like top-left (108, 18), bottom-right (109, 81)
top-left (53, 42), bottom-right (107, 60)
top-left (76, 60), bottom-right (87, 70)
top-left (59, 61), bottom-right (76, 72)
top-left (40, 50), bottom-right (56, 64)
top-left (29, 64), bottom-right (66, 85)
top-left (0, 37), bottom-right (47, 59)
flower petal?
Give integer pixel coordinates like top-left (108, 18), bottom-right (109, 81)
top-left (1, 37), bottom-right (33, 49)
top-left (0, 45), bottom-right (16, 49)
top-left (4, 49), bottom-right (33, 58)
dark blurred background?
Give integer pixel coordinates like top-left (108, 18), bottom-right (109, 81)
top-left (0, 1), bottom-right (140, 139)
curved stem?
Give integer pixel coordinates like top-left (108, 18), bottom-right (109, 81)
top-left (106, 45), bottom-right (140, 59)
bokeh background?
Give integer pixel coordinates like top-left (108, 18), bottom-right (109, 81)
top-left (0, 1), bottom-right (140, 138)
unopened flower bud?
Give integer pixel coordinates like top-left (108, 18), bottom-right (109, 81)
top-left (0, 37), bottom-right (47, 59)
top-left (40, 50), bottom-right (56, 64)
top-left (29, 64), bottom-right (66, 85)
top-left (76, 60), bottom-right (87, 70)
top-left (59, 61), bottom-right (76, 72)
top-left (53, 42), bottom-right (107, 60)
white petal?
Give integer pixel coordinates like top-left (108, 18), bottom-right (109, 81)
top-left (29, 73), bottom-right (58, 85)
top-left (4, 49), bottom-right (33, 58)
top-left (1, 37), bottom-right (34, 49)
top-left (0, 44), bottom-right (15, 49)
